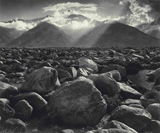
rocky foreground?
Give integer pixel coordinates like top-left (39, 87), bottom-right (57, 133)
top-left (0, 47), bottom-right (160, 133)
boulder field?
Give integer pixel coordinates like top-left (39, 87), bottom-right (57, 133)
top-left (0, 47), bottom-right (160, 133)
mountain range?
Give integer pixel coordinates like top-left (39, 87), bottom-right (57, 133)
top-left (1, 14), bottom-right (160, 48)
top-left (7, 22), bottom-right (71, 48)
top-left (0, 26), bottom-right (24, 47)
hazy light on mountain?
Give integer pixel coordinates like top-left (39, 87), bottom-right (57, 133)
top-left (43, 2), bottom-right (104, 21)
top-left (0, 20), bottom-right (36, 31)
top-left (70, 20), bottom-right (95, 30)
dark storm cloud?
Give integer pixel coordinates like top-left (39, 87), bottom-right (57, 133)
top-left (147, 0), bottom-right (160, 13)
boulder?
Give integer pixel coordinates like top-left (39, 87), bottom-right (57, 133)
top-left (47, 77), bottom-right (107, 127)
top-left (153, 85), bottom-right (160, 91)
top-left (67, 67), bottom-right (77, 79)
top-left (0, 102), bottom-right (15, 121)
top-left (128, 104), bottom-right (144, 109)
top-left (118, 83), bottom-right (142, 99)
top-left (125, 61), bottom-right (142, 75)
top-left (57, 68), bottom-right (72, 83)
top-left (121, 99), bottom-right (141, 106)
top-left (146, 103), bottom-right (160, 121)
top-left (103, 120), bottom-right (137, 133)
top-left (101, 64), bottom-right (126, 79)
top-left (77, 68), bottom-right (91, 77)
top-left (108, 70), bottom-right (121, 82)
top-left (0, 81), bottom-right (18, 98)
top-left (109, 105), bottom-right (152, 132)
top-left (0, 98), bottom-right (10, 105)
top-left (13, 92), bottom-right (47, 112)
top-left (140, 90), bottom-right (160, 108)
top-left (155, 70), bottom-right (160, 86)
top-left (103, 94), bottom-right (123, 113)
top-left (78, 57), bottom-right (98, 72)
top-left (93, 73), bottom-right (120, 96)
top-left (86, 129), bottom-right (135, 133)
top-left (14, 100), bottom-right (33, 121)
top-left (146, 68), bottom-right (160, 81)
top-left (4, 118), bottom-right (26, 132)
top-left (0, 74), bottom-right (5, 81)
top-left (62, 129), bottom-right (75, 133)
top-left (20, 67), bottom-right (60, 94)
top-left (150, 120), bottom-right (160, 133)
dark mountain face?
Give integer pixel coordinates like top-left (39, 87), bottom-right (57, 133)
top-left (75, 22), bottom-right (160, 48)
top-left (0, 27), bottom-right (24, 46)
top-left (137, 15), bottom-right (160, 40)
top-left (7, 22), bottom-right (72, 48)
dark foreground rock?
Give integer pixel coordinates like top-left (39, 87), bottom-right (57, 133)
top-left (14, 100), bottom-right (33, 121)
top-left (0, 102), bottom-right (15, 121)
top-left (20, 67), bottom-right (60, 94)
top-left (109, 105), bottom-right (152, 132)
top-left (0, 47), bottom-right (160, 133)
top-left (4, 118), bottom-right (26, 132)
top-left (13, 92), bottom-right (47, 112)
top-left (103, 120), bottom-right (138, 133)
top-left (47, 77), bottom-right (107, 127)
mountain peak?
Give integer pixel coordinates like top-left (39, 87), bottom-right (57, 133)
top-left (7, 22), bottom-right (71, 47)
top-left (75, 21), bottom-right (160, 48)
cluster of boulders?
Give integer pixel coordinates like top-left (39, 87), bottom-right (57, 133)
top-left (0, 47), bottom-right (160, 133)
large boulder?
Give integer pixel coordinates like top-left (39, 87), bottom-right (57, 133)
top-left (118, 83), bottom-right (142, 99)
top-left (14, 100), bottom-right (33, 121)
top-left (93, 73), bottom-right (120, 96)
top-left (146, 103), bottom-right (160, 121)
top-left (109, 105), bottom-right (152, 132)
top-left (150, 120), bottom-right (160, 133)
top-left (13, 92), bottom-right (47, 112)
top-left (0, 81), bottom-right (18, 98)
top-left (20, 67), bottom-right (60, 94)
top-left (103, 120), bottom-right (137, 133)
top-left (78, 57), bottom-right (98, 72)
top-left (47, 77), bottom-right (107, 127)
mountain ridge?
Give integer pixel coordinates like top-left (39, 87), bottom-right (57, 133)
top-left (75, 22), bottom-right (160, 48)
top-left (7, 22), bottom-right (72, 48)
top-left (0, 26), bottom-right (24, 47)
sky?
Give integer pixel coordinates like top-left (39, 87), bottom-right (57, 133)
top-left (0, 0), bottom-right (122, 21)
top-left (0, 0), bottom-right (159, 21)
top-left (0, 0), bottom-right (160, 32)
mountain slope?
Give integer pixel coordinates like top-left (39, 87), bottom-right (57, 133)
top-left (0, 26), bottom-right (24, 46)
top-left (75, 22), bottom-right (160, 48)
top-left (7, 22), bottom-right (72, 47)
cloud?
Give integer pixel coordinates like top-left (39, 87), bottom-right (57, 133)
top-left (120, 0), bottom-right (154, 26)
top-left (43, 2), bottom-right (97, 12)
top-left (0, 20), bottom-right (36, 31)
top-left (43, 2), bottom-right (108, 22)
